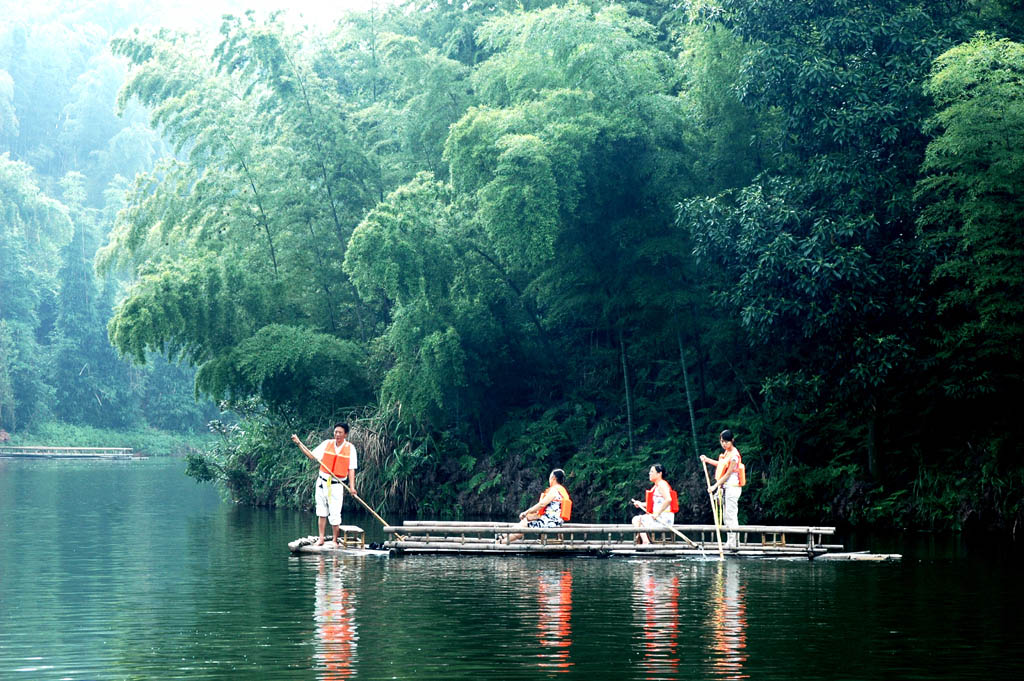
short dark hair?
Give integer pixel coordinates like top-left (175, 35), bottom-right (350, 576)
top-left (550, 468), bottom-right (566, 485)
top-left (720, 429), bottom-right (734, 443)
top-left (334, 423), bottom-right (349, 434)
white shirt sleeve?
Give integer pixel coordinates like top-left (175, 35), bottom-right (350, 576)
top-left (310, 440), bottom-right (330, 462)
top-left (348, 443), bottom-right (358, 471)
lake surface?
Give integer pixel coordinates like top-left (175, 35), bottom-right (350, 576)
top-left (1, 457), bottom-right (1022, 680)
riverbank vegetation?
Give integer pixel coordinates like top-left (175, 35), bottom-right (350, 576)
top-left (4, 1), bottom-right (1022, 533)
top-left (4, 422), bottom-right (211, 456)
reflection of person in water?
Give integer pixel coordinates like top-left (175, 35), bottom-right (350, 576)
top-left (314, 557), bottom-right (357, 680)
top-left (708, 561), bottom-right (748, 680)
top-left (635, 564), bottom-right (680, 677)
top-left (536, 570), bottom-right (573, 671)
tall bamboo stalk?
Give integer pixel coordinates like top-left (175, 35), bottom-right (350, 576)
top-left (677, 328), bottom-right (700, 460)
top-left (619, 327), bottom-right (635, 456)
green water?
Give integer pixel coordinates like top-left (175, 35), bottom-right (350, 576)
top-left (1, 458), bottom-right (1021, 680)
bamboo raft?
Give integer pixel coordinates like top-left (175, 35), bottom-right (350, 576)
top-left (0, 446), bottom-right (136, 459)
top-left (382, 521), bottom-right (900, 560)
top-left (288, 526), bottom-right (390, 557)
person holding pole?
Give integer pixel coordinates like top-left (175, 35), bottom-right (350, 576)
top-left (701, 430), bottom-right (744, 548)
top-left (630, 463), bottom-right (676, 545)
top-left (291, 423), bottom-right (358, 546)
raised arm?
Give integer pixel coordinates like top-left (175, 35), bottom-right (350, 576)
top-left (291, 434), bottom-right (317, 462)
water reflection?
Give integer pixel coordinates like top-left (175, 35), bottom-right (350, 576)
top-left (314, 556), bottom-right (358, 680)
top-left (634, 564), bottom-right (681, 679)
top-left (708, 562), bottom-right (748, 680)
top-left (536, 569), bottom-right (573, 671)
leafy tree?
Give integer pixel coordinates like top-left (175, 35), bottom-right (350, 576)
top-left (678, 0), bottom-right (970, 478)
top-left (50, 172), bottom-right (140, 427)
top-left (915, 34), bottom-right (1024, 406)
top-left (0, 68), bottom-right (16, 140)
top-left (99, 17), bottom-right (385, 424)
top-left (345, 4), bottom-right (698, 450)
top-left (394, 0), bottom-right (560, 66)
top-left (0, 155), bottom-right (70, 429)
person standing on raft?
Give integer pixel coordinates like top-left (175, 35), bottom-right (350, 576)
top-left (291, 423), bottom-right (358, 546)
top-left (701, 429), bottom-right (744, 548)
top-left (504, 469), bottom-right (572, 543)
top-left (631, 463), bottom-right (677, 545)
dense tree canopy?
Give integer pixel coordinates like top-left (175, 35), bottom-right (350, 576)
top-left (4, 0), bottom-right (1022, 530)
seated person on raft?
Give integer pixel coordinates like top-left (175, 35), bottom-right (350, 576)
top-left (630, 463), bottom-right (676, 545)
top-left (502, 469), bottom-right (572, 543)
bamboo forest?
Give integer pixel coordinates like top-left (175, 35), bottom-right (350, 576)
top-left (3, 0), bottom-right (1023, 534)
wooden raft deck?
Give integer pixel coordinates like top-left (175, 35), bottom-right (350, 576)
top-left (0, 446), bottom-right (136, 459)
top-left (288, 526), bottom-right (390, 557)
top-left (383, 521), bottom-right (858, 559)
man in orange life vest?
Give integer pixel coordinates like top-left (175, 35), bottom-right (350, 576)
top-left (291, 423), bottom-right (358, 546)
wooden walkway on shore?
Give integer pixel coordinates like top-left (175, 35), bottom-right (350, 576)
top-left (383, 520), bottom-right (898, 560)
top-left (0, 446), bottom-right (136, 459)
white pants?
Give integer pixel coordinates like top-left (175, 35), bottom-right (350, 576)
top-left (315, 476), bottom-right (345, 526)
top-left (723, 485), bottom-right (742, 546)
top-left (637, 512), bottom-right (675, 528)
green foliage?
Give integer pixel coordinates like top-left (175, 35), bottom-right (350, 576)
top-left (7, 420), bottom-right (212, 456)
top-left (915, 34), bottom-right (1024, 400)
top-left (0, 155), bottom-right (70, 430)
top-left (1, 11), bottom-right (202, 437)
top-left (346, 3), bottom-right (699, 449)
top-left (196, 324), bottom-right (369, 421)
top-left (1, 12), bottom-right (163, 201)
top-left (188, 415), bottom-right (310, 507)
top-left (39, 1), bottom-right (1019, 534)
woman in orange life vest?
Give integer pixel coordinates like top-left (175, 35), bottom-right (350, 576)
top-left (631, 463), bottom-right (676, 545)
top-left (701, 429), bottom-right (743, 548)
top-left (291, 423), bottom-right (358, 546)
top-left (503, 469), bottom-right (572, 543)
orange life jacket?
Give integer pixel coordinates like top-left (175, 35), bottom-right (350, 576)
top-left (645, 482), bottom-right (679, 514)
top-left (321, 440), bottom-right (352, 480)
top-left (717, 450), bottom-right (745, 487)
top-left (543, 484), bottom-right (572, 521)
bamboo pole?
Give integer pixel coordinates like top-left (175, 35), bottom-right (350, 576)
top-left (340, 481), bottom-right (405, 540)
top-left (640, 514), bottom-right (699, 548)
top-left (702, 458), bottom-right (725, 560)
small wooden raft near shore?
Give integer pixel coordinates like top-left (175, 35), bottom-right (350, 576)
top-left (0, 446), bottom-right (136, 459)
top-left (383, 521), bottom-right (901, 561)
top-left (288, 526), bottom-right (390, 557)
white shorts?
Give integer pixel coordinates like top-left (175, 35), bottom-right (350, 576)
top-left (314, 476), bottom-right (345, 526)
top-left (637, 512), bottom-right (674, 528)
